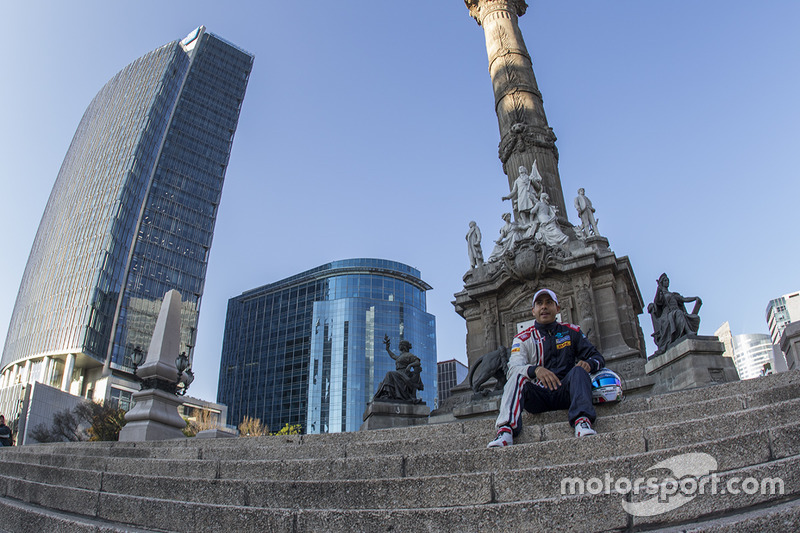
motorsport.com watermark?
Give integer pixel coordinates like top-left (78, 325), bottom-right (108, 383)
top-left (560, 452), bottom-right (784, 517)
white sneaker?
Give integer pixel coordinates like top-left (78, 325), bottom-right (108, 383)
top-left (574, 417), bottom-right (597, 437)
top-left (487, 427), bottom-right (513, 448)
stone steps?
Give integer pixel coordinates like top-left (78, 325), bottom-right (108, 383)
top-left (0, 369), bottom-right (797, 532)
top-left (4, 453), bottom-right (796, 533)
top-left (4, 379), bottom-right (797, 482)
top-left (2, 421), bottom-right (796, 513)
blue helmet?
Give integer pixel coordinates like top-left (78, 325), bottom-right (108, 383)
top-left (590, 368), bottom-right (623, 404)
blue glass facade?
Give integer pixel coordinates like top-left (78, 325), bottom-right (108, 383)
top-left (1, 28), bottom-right (253, 390)
top-left (218, 259), bottom-right (437, 434)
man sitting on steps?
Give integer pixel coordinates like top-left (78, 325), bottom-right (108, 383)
top-left (488, 288), bottom-right (605, 447)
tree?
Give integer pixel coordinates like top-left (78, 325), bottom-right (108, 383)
top-left (28, 401), bottom-right (126, 443)
top-left (30, 408), bottom-right (83, 443)
top-left (272, 423), bottom-right (302, 435)
top-left (75, 402), bottom-right (126, 441)
top-left (237, 415), bottom-right (270, 437)
top-left (182, 409), bottom-right (221, 437)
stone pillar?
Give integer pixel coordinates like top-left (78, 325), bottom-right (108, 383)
top-left (61, 353), bottom-right (76, 392)
top-left (21, 360), bottom-right (32, 384)
top-left (119, 290), bottom-right (187, 442)
top-left (465, 0), bottom-right (567, 222)
top-left (40, 356), bottom-right (51, 383)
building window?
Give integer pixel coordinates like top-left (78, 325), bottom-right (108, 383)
top-left (108, 387), bottom-right (133, 411)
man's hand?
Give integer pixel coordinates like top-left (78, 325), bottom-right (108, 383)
top-left (535, 366), bottom-right (561, 390)
top-left (576, 360), bottom-right (592, 373)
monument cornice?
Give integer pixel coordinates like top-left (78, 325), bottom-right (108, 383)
top-left (465, 0), bottom-right (528, 26)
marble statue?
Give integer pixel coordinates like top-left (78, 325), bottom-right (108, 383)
top-left (374, 335), bottom-right (423, 403)
top-left (529, 159), bottom-right (544, 198)
top-left (488, 213), bottom-right (523, 261)
top-left (502, 165), bottom-right (539, 225)
top-left (466, 221), bottom-right (484, 268)
top-left (528, 193), bottom-right (569, 247)
top-left (574, 188), bottom-right (599, 237)
top-left (648, 273), bottom-right (702, 355)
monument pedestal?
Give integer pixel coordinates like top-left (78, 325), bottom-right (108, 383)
top-left (454, 237), bottom-right (651, 393)
top-left (118, 388), bottom-right (187, 441)
top-left (117, 289), bottom-right (189, 442)
top-left (360, 400), bottom-right (430, 431)
top-left (645, 335), bottom-right (739, 394)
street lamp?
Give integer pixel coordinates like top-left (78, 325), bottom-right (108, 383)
top-left (130, 346), bottom-right (145, 374)
top-left (175, 351), bottom-right (194, 396)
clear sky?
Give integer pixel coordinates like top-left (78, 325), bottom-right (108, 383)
top-left (1, 1), bottom-right (798, 404)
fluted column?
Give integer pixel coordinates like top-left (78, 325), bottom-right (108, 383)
top-left (61, 353), bottom-right (76, 392)
top-left (465, 0), bottom-right (567, 222)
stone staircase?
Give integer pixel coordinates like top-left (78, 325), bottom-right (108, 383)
top-left (1, 370), bottom-right (799, 532)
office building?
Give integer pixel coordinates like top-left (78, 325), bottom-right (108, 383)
top-left (716, 323), bottom-right (787, 380)
top-left (766, 291), bottom-right (800, 345)
top-left (0, 27), bottom-right (253, 422)
top-left (437, 359), bottom-right (468, 407)
top-left (218, 259), bottom-right (437, 434)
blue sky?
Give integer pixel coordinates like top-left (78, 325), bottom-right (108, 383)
top-left (1, 1), bottom-right (798, 404)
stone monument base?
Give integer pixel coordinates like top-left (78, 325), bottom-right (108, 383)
top-left (645, 335), bottom-right (739, 394)
top-left (118, 388), bottom-right (187, 442)
top-left (360, 400), bottom-right (430, 431)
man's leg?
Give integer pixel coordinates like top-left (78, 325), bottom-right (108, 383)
top-left (551, 366), bottom-right (597, 437)
top-left (560, 366), bottom-right (596, 426)
top-left (489, 367), bottom-right (532, 447)
top-left (490, 368), bottom-right (561, 447)
top-left (494, 367), bottom-right (529, 433)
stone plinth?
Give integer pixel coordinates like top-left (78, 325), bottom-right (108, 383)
top-left (360, 400), bottom-right (430, 431)
top-left (645, 335), bottom-right (739, 394)
top-left (454, 238), bottom-right (649, 388)
top-left (118, 388), bottom-right (187, 441)
top-left (780, 321), bottom-right (800, 371)
top-left (118, 289), bottom-right (188, 442)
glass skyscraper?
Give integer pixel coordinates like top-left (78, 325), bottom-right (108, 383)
top-left (731, 333), bottom-right (787, 380)
top-left (218, 259), bottom-right (437, 434)
top-left (0, 27), bottom-right (253, 409)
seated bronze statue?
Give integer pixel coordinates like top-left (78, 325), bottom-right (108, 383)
top-left (374, 335), bottom-right (423, 403)
top-left (648, 273), bottom-right (702, 355)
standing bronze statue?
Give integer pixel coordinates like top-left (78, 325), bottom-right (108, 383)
top-left (373, 335), bottom-right (424, 403)
top-left (648, 273), bottom-right (702, 355)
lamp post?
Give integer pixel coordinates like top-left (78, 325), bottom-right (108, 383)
top-left (130, 346), bottom-right (145, 374)
top-left (119, 289), bottom-right (191, 441)
top-left (175, 351), bottom-right (194, 396)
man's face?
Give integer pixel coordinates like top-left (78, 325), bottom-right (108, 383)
top-left (532, 295), bottom-right (560, 324)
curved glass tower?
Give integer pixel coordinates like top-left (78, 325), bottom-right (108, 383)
top-left (1, 27), bottom-right (253, 404)
top-left (218, 259), bottom-right (437, 434)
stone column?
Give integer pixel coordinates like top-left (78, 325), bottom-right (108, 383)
top-left (119, 290), bottom-right (187, 441)
top-left (40, 356), bottom-right (51, 383)
top-left (465, 0), bottom-right (567, 222)
top-left (21, 360), bottom-right (32, 384)
top-left (61, 353), bottom-right (76, 392)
